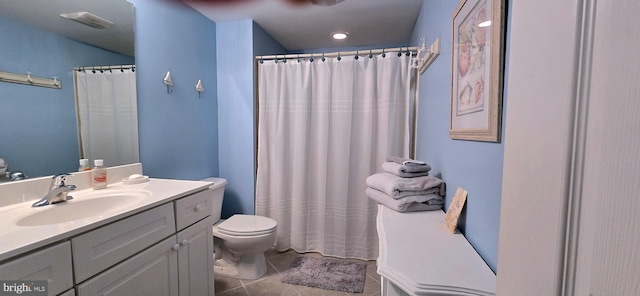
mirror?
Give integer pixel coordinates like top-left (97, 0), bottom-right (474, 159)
top-left (0, 0), bottom-right (136, 180)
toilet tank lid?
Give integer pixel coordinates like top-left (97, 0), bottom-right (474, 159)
top-left (201, 177), bottom-right (227, 189)
top-left (218, 215), bottom-right (277, 234)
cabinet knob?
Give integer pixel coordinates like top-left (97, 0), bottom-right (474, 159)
top-left (172, 244), bottom-right (180, 251)
top-left (195, 204), bottom-right (203, 212)
top-left (180, 239), bottom-right (188, 246)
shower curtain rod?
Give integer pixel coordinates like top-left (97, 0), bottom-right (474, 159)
top-left (256, 46), bottom-right (418, 61)
top-left (73, 65), bottom-right (135, 72)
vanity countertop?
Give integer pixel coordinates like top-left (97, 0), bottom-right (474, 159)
top-left (0, 178), bottom-right (212, 262)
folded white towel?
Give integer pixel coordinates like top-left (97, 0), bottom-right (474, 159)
top-left (366, 187), bottom-right (442, 212)
top-left (365, 173), bottom-right (445, 198)
top-left (382, 162), bottom-right (430, 177)
top-left (386, 156), bottom-right (427, 166)
top-left (383, 160), bottom-right (431, 173)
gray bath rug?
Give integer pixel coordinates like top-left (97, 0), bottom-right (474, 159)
top-left (281, 256), bottom-right (367, 293)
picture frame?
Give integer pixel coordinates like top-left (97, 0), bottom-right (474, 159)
top-left (450, 0), bottom-right (505, 142)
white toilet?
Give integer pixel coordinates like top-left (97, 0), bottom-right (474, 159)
top-left (202, 177), bottom-right (277, 280)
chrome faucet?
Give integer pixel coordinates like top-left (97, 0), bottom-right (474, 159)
top-left (32, 173), bottom-right (76, 207)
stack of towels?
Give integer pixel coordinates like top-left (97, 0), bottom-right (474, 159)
top-left (365, 157), bottom-right (446, 212)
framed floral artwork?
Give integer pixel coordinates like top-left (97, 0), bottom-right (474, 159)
top-left (450, 0), bottom-right (505, 142)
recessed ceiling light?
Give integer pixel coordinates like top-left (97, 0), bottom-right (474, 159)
top-left (478, 20), bottom-right (492, 27)
top-left (332, 32), bottom-right (348, 40)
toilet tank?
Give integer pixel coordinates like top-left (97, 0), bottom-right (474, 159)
top-left (201, 177), bottom-right (227, 223)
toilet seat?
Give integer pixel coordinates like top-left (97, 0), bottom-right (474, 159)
top-left (217, 215), bottom-right (277, 237)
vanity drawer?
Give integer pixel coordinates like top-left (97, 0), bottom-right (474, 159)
top-left (174, 189), bottom-right (212, 231)
top-left (0, 241), bottom-right (73, 296)
top-left (72, 203), bottom-right (176, 283)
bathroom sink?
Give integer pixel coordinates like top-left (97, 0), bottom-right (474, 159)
top-left (16, 190), bottom-right (151, 227)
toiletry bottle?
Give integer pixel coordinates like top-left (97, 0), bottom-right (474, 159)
top-left (92, 159), bottom-right (107, 189)
top-left (78, 159), bottom-right (91, 172)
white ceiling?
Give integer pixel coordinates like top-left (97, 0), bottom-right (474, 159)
top-left (0, 0), bottom-right (423, 56)
top-left (185, 0), bottom-right (424, 51)
top-left (0, 0), bottom-right (134, 57)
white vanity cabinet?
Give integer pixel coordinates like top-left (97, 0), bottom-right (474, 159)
top-left (76, 216), bottom-right (214, 296)
top-left (0, 241), bottom-right (73, 295)
top-left (75, 191), bottom-right (214, 296)
top-left (0, 169), bottom-right (217, 296)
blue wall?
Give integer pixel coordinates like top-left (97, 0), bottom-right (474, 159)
top-left (215, 21), bottom-right (286, 218)
top-left (215, 20), bottom-right (255, 217)
top-left (0, 17), bottom-right (133, 178)
top-left (409, 0), bottom-right (509, 272)
top-left (131, 0), bottom-right (219, 180)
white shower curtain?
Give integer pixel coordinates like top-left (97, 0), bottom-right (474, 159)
top-left (75, 68), bottom-right (139, 167)
top-left (256, 54), bottom-right (411, 260)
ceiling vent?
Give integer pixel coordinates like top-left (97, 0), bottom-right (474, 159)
top-left (59, 12), bottom-right (114, 29)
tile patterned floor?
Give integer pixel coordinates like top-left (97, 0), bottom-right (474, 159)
top-left (214, 248), bottom-right (381, 296)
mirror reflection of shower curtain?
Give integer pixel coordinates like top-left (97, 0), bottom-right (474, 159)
top-left (256, 54), bottom-right (412, 260)
top-left (74, 67), bottom-right (139, 167)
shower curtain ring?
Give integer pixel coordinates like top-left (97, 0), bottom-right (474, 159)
top-left (337, 52), bottom-right (342, 61)
top-left (355, 50), bottom-right (359, 60)
top-left (322, 53), bottom-right (325, 62)
top-left (382, 49), bottom-right (386, 58)
top-left (369, 49), bottom-right (373, 59)
top-left (297, 54), bottom-right (300, 63)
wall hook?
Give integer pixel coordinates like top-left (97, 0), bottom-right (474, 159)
top-left (163, 71), bottom-right (173, 94)
top-left (195, 80), bottom-right (204, 98)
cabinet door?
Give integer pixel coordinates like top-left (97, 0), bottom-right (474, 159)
top-left (76, 236), bottom-right (179, 296)
top-left (177, 216), bottom-right (214, 296)
top-left (0, 241), bottom-right (73, 296)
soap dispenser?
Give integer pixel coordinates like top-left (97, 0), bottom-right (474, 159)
top-left (92, 159), bottom-right (107, 189)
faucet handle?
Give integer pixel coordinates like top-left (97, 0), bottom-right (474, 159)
top-left (51, 173), bottom-right (72, 187)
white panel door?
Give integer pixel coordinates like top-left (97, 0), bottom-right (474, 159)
top-left (573, 1), bottom-right (640, 295)
top-left (499, 0), bottom-right (640, 295)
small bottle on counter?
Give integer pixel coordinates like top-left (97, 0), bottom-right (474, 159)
top-left (78, 159), bottom-right (91, 172)
top-left (92, 159), bottom-right (107, 190)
